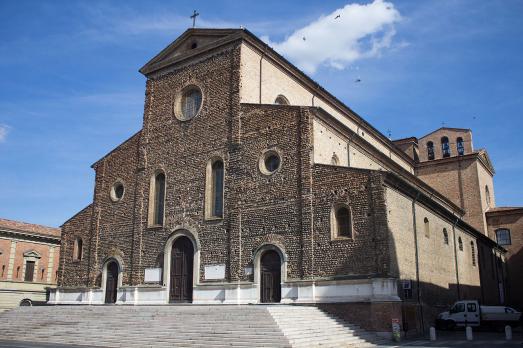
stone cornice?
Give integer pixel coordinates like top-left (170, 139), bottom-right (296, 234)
top-left (0, 229), bottom-right (61, 245)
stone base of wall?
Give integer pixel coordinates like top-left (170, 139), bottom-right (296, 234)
top-left (48, 277), bottom-right (400, 306)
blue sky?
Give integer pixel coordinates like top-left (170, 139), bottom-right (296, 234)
top-left (1, 0), bottom-right (522, 227)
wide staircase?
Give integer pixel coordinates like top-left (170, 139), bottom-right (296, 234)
top-left (0, 305), bottom-right (390, 347)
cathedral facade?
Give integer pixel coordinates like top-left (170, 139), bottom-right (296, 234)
top-left (51, 29), bottom-right (511, 334)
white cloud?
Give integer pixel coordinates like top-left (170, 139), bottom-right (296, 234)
top-left (0, 124), bottom-right (10, 142)
top-left (265, 0), bottom-right (402, 74)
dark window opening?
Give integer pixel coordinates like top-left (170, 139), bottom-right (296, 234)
top-left (457, 137), bottom-right (465, 155)
top-left (427, 141), bottom-right (435, 160)
top-left (265, 154), bottom-right (280, 173)
top-left (458, 237), bottom-right (463, 251)
top-left (496, 229), bottom-right (511, 246)
top-left (336, 207), bottom-right (352, 238)
top-left (443, 228), bottom-right (449, 245)
top-left (441, 136), bottom-right (451, 157)
top-left (114, 184), bottom-right (124, 199)
top-left (190, 41), bottom-right (198, 49)
top-left (153, 172), bottom-right (166, 225)
top-left (74, 238), bottom-right (83, 261)
top-left (212, 160), bottom-right (224, 217)
top-left (471, 242), bottom-right (476, 266)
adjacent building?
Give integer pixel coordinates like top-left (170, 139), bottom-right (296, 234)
top-left (0, 218), bottom-right (61, 311)
top-left (50, 28), bottom-right (517, 335)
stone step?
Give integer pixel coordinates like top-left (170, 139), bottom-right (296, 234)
top-left (0, 305), bottom-right (387, 348)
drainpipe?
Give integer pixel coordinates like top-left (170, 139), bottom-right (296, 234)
top-left (259, 47), bottom-right (267, 104)
top-left (452, 217), bottom-right (461, 299)
top-left (411, 192), bottom-right (424, 333)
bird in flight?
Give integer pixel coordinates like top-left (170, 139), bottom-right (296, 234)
top-left (335, 14), bottom-right (341, 19)
top-left (355, 78), bottom-right (362, 83)
top-left (302, 37), bottom-right (306, 41)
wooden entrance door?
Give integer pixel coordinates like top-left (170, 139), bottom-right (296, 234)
top-left (105, 261), bottom-right (118, 304)
top-left (170, 237), bottom-right (194, 303)
top-left (260, 250), bottom-right (281, 303)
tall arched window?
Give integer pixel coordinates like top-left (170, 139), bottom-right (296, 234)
top-left (331, 205), bottom-right (352, 238)
top-left (456, 137), bottom-right (464, 155)
top-left (206, 158), bottom-right (225, 219)
top-left (485, 186), bottom-right (491, 208)
top-left (427, 141), bottom-right (435, 160)
top-left (149, 171), bottom-right (166, 226)
top-left (424, 218), bottom-right (430, 238)
top-left (458, 237), bottom-right (463, 251)
top-left (441, 136), bottom-right (451, 157)
top-left (443, 228), bottom-right (449, 245)
top-left (73, 238), bottom-right (83, 261)
top-left (211, 160), bottom-right (224, 217)
top-left (471, 241), bottom-right (476, 266)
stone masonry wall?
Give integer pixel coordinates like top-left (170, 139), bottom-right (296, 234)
top-left (311, 165), bottom-right (390, 278)
top-left (88, 132), bottom-right (141, 287)
top-left (129, 42), bottom-right (242, 285)
top-left (59, 204), bottom-right (93, 287)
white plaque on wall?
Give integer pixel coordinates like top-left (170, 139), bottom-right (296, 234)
top-left (204, 264), bottom-right (225, 280)
top-left (144, 268), bottom-right (162, 283)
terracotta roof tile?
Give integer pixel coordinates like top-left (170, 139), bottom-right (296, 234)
top-left (0, 218), bottom-right (61, 237)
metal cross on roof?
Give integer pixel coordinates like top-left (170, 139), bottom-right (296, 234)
top-left (191, 10), bottom-right (199, 28)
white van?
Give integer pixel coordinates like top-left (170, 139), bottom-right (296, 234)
top-left (436, 300), bottom-right (521, 330)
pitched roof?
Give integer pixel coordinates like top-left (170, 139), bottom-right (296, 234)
top-left (139, 28), bottom-right (415, 168)
top-left (0, 218), bottom-right (61, 237)
top-left (420, 127), bottom-right (471, 140)
top-left (486, 207), bottom-right (523, 215)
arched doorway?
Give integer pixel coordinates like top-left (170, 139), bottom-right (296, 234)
top-left (260, 250), bottom-right (281, 303)
top-left (104, 261), bottom-right (119, 304)
top-left (170, 236), bottom-right (194, 303)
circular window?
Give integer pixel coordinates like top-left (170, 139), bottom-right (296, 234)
top-left (175, 85), bottom-right (203, 121)
top-left (259, 150), bottom-right (282, 175)
top-left (110, 182), bottom-right (125, 202)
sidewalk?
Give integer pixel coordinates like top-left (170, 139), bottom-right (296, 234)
top-left (388, 328), bottom-right (523, 347)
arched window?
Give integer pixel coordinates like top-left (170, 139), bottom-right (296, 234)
top-left (211, 160), bottom-right (224, 217)
top-left (427, 141), bottom-right (435, 160)
top-left (424, 218), bottom-right (430, 238)
top-left (470, 242), bottom-right (476, 266)
top-left (495, 228), bottom-right (511, 246)
top-left (443, 228), bottom-right (449, 245)
top-left (206, 158), bottom-right (225, 219)
top-left (458, 237), bottom-right (463, 251)
top-left (274, 95), bottom-right (289, 105)
top-left (149, 171), bottom-right (166, 226)
top-left (331, 154), bottom-right (339, 166)
top-left (331, 205), bottom-right (352, 238)
top-left (441, 136), bottom-right (451, 157)
top-left (485, 186), bottom-right (491, 208)
top-left (456, 137), bottom-right (464, 155)
top-left (73, 238), bottom-right (83, 261)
